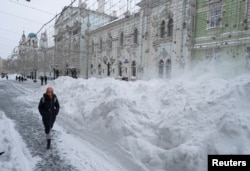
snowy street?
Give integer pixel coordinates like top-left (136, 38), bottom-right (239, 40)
top-left (0, 80), bottom-right (80, 171)
top-left (1, 72), bottom-right (250, 171)
top-left (0, 79), bottom-right (143, 171)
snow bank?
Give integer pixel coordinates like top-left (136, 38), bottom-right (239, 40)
top-left (0, 111), bottom-right (37, 171)
top-left (28, 71), bottom-right (250, 171)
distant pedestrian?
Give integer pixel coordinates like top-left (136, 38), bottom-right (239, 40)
top-left (44, 75), bottom-right (47, 85)
top-left (18, 76), bottom-right (21, 82)
top-left (40, 76), bottom-right (44, 85)
top-left (6, 75), bottom-right (8, 80)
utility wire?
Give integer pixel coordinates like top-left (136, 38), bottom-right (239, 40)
top-left (0, 10), bottom-right (43, 24)
top-left (9, 0), bottom-right (55, 16)
top-left (35, 0), bottom-right (77, 36)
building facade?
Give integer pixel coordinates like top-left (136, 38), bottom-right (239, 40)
top-left (54, 0), bottom-right (116, 78)
top-left (193, 0), bottom-right (250, 75)
top-left (13, 0), bottom-right (250, 80)
top-left (87, 0), bottom-right (195, 80)
top-left (18, 32), bottom-right (38, 78)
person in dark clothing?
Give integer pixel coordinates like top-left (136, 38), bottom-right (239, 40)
top-left (40, 76), bottom-right (44, 85)
top-left (38, 87), bottom-right (60, 140)
top-left (44, 75), bottom-right (47, 85)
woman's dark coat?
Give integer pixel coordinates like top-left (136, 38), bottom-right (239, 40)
top-left (38, 93), bottom-right (60, 133)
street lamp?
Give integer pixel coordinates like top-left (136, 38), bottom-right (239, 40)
top-left (103, 56), bottom-right (115, 76)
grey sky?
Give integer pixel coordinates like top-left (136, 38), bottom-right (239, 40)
top-left (0, 0), bottom-right (74, 59)
top-left (0, 0), bottom-right (140, 60)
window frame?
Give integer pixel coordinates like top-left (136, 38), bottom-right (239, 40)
top-left (167, 19), bottom-right (173, 37)
top-left (208, 7), bottom-right (222, 29)
top-left (160, 20), bottom-right (166, 38)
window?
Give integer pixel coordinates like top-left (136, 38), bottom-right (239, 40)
top-left (159, 60), bottom-right (164, 78)
top-left (134, 28), bottom-right (138, 44)
top-left (160, 20), bottom-right (165, 38)
top-left (90, 64), bottom-right (93, 75)
top-left (247, 0), bottom-right (250, 22)
top-left (73, 29), bottom-right (78, 35)
top-left (100, 38), bottom-right (102, 50)
top-left (98, 64), bottom-right (102, 76)
top-left (108, 33), bottom-right (112, 49)
top-left (120, 32), bottom-right (124, 46)
top-left (118, 62), bottom-right (122, 76)
top-left (246, 47), bottom-right (250, 70)
top-left (209, 8), bottom-right (221, 28)
top-left (168, 19), bottom-right (173, 37)
top-left (247, 47), bottom-right (250, 54)
top-left (32, 40), bottom-right (35, 47)
top-left (92, 41), bottom-right (94, 53)
top-left (166, 59), bottom-right (171, 78)
top-left (131, 61), bottom-right (136, 77)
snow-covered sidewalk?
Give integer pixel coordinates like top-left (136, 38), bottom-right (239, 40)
top-left (0, 110), bottom-right (37, 171)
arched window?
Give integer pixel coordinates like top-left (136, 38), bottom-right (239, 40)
top-left (160, 20), bottom-right (165, 38)
top-left (131, 61), bottom-right (136, 77)
top-left (159, 60), bottom-right (164, 78)
top-left (118, 62), bottom-right (122, 76)
top-left (98, 64), bottom-right (102, 76)
top-left (168, 19), bottom-right (173, 37)
top-left (120, 32), bottom-right (124, 46)
top-left (166, 59), bottom-right (171, 78)
top-left (134, 28), bottom-right (138, 44)
top-left (90, 64), bottom-right (93, 75)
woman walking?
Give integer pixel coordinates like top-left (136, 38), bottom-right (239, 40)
top-left (38, 87), bottom-right (60, 149)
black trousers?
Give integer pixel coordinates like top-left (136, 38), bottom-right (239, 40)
top-left (42, 116), bottom-right (56, 134)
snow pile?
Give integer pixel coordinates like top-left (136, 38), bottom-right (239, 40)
top-left (29, 72), bottom-right (250, 171)
top-left (0, 111), bottom-right (37, 171)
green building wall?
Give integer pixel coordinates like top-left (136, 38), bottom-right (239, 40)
top-left (192, 0), bottom-right (250, 75)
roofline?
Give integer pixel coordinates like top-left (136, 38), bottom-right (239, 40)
top-left (55, 6), bottom-right (116, 26)
top-left (89, 12), bottom-right (140, 34)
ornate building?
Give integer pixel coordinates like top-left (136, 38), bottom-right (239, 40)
top-left (87, 0), bottom-right (195, 80)
top-left (54, 0), bottom-right (116, 78)
top-left (18, 31), bottom-right (38, 78)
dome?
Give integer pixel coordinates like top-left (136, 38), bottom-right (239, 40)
top-left (28, 33), bottom-right (37, 38)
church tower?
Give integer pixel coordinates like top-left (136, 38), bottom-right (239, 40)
top-left (19, 31), bottom-right (26, 45)
top-left (40, 31), bottom-right (48, 49)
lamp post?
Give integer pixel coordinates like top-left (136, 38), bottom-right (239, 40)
top-left (103, 56), bottom-right (115, 77)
